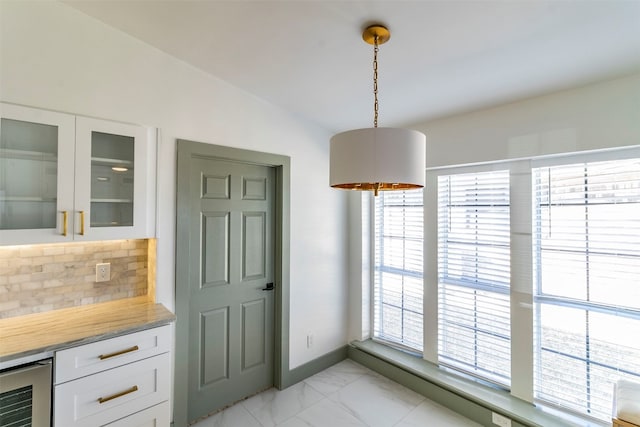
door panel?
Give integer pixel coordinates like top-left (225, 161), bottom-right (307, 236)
top-left (187, 158), bottom-right (275, 422)
top-left (203, 174), bottom-right (230, 199)
top-left (242, 212), bottom-right (266, 280)
top-left (243, 177), bottom-right (267, 200)
top-left (202, 212), bottom-right (230, 286)
top-left (242, 299), bottom-right (266, 371)
top-left (200, 307), bottom-right (229, 386)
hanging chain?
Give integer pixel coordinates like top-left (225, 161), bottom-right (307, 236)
top-left (373, 35), bottom-right (379, 128)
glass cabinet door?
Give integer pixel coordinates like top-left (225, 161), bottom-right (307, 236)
top-left (0, 118), bottom-right (59, 230)
top-left (0, 103), bottom-right (75, 244)
top-left (74, 116), bottom-right (151, 240)
top-left (90, 131), bottom-right (135, 228)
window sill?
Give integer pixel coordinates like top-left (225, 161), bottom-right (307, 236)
top-left (348, 339), bottom-right (604, 427)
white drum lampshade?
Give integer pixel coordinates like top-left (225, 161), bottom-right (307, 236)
top-left (330, 127), bottom-right (426, 195)
top-left (329, 24), bottom-right (426, 196)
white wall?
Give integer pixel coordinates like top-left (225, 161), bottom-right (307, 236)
top-left (0, 0), bottom-right (348, 369)
top-left (416, 73), bottom-right (640, 168)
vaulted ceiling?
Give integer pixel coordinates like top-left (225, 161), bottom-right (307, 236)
top-left (65, 1), bottom-right (640, 132)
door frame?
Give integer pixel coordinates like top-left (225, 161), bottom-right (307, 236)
top-left (174, 140), bottom-right (291, 426)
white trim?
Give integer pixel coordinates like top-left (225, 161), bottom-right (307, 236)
top-left (423, 170), bottom-right (439, 364)
top-left (530, 145), bottom-right (640, 167)
top-left (426, 145), bottom-right (640, 172)
top-left (509, 160), bottom-right (534, 402)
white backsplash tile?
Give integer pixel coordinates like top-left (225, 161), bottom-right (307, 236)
top-left (0, 239), bottom-right (150, 318)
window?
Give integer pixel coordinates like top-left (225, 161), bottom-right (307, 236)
top-left (437, 170), bottom-right (511, 386)
top-left (368, 149), bottom-right (640, 424)
top-left (373, 189), bottom-right (423, 352)
top-left (533, 158), bottom-right (640, 421)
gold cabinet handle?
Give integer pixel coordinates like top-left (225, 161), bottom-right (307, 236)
top-left (99, 345), bottom-right (139, 360)
top-left (98, 385), bottom-right (138, 404)
top-left (62, 211), bottom-right (68, 236)
top-left (79, 210), bottom-right (85, 235)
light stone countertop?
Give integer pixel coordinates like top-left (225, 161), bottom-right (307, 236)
top-left (0, 297), bottom-right (175, 368)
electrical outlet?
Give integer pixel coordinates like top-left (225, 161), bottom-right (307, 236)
top-left (306, 333), bottom-right (313, 349)
top-left (96, 263), bottom-right (111, 282)
top-left (492, 412), bottom-right (511, 427)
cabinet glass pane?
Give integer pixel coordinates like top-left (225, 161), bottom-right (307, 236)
top-left (91, 131), bottom-right (134, 227)
top-left (0, 118), bottom-right (58, 230)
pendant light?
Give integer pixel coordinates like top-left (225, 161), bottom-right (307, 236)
top-left (330, 25), bottom-right (426, 196)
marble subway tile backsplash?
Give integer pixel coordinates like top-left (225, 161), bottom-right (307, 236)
top-left (0, 239), bottom-right (150, 319)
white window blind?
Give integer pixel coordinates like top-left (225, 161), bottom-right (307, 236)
top-left (373, 189), bottom-right (424, 352)
top-left (533, 158), bottom-right (640, 422)
top-left (437, 170), bottom-right (511, 386)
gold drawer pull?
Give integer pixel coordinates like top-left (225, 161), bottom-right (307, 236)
top-left (99, 345), bottom-right (139, 360)
top-left (98, 385), bottom-right (138, 404)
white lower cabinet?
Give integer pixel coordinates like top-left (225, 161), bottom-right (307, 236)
top-left (54, 325), bottom-right (171, 427)
top-left (105, 401), bottom-right (170, 427)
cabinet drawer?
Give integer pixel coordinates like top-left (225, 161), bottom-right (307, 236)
top-left (105, 401), bottom-right (170, 427)
top-left (55, 325), bottom-right (170, 384)
top-left (54, 352), bottom-right (170, 427)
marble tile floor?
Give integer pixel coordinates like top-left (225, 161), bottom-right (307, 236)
top-left (191, 359), bottom-right (481, 427)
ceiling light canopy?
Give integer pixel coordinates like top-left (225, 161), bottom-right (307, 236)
top-left (330, 24), bottom-right (426, 196)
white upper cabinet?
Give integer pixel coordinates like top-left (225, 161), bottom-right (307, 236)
top-left (0, 103), bottom-right (156, 245)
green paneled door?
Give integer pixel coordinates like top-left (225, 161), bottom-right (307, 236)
top-left (185, 157), bottom-right (275, 422)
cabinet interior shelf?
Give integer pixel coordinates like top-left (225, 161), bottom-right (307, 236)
top-left (91, 198), bottom-right (133, 203)
top-left (0, 196), bottom-right (56, 202)
top-left (91, 157), bottom-right (134, 168)
top-left (0, 148), bottom-right (57, 161)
